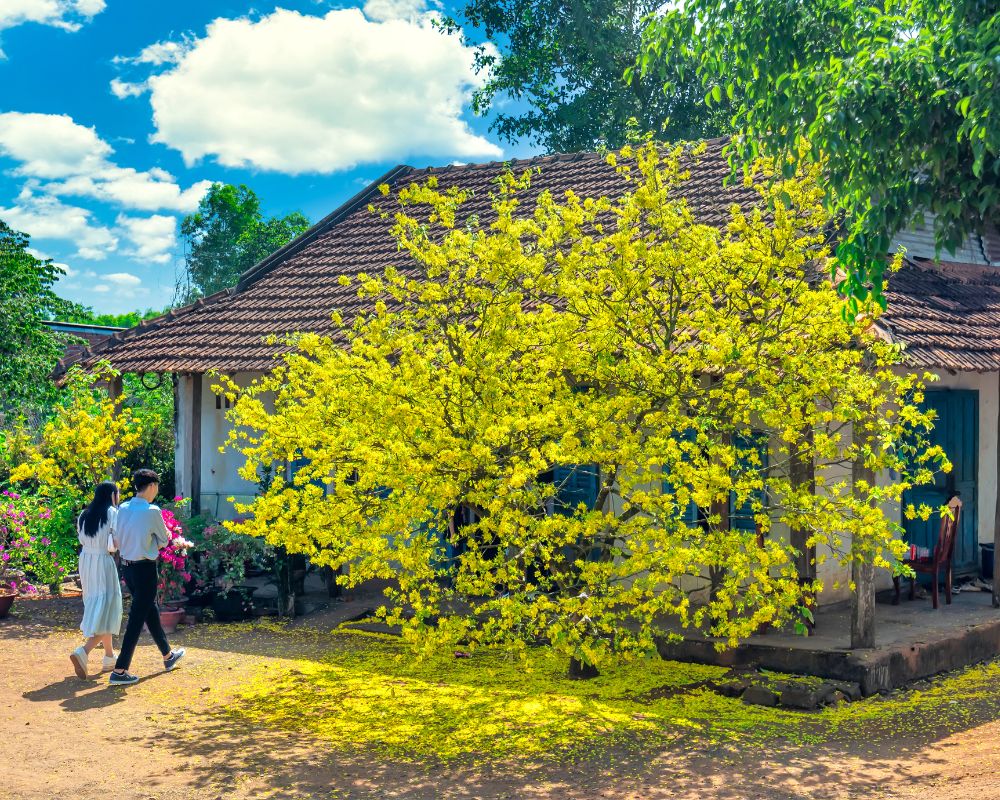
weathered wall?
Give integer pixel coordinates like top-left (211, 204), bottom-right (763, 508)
top-left (174, 371), bottom-right (266, 520)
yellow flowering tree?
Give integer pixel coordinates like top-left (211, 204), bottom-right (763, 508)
top-left (223, 143), bottom-right (945, 672)
top-left (10, 364), bottom-right (143, 500)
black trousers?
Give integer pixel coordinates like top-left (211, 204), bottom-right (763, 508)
top-left (115, 560), bottom-right (171, 671)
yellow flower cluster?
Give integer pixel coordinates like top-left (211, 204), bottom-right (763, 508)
top-left (10, 363), bottom-right (143, 503)
top-left (222, 143), bottom-right (944, 668)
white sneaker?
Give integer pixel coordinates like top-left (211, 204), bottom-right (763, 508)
top-left (70, 646), bottom-right (88, 679)
top-left (102, 655), bottom-right (117, 672)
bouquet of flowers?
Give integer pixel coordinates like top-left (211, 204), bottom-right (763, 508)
top-left (157, 508), bottom-right (194, 607)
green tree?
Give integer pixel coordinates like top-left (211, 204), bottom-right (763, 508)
top-left (444, 0), bottom-right (728, 152)
top-left (0, 220), bottom-right (74, 415)
top-left (642, 0), bottom-right (1000, 306)
top-left (56, 305), bottom-right (167, 329)
top-left (180, 183), bottom-right (310, 299)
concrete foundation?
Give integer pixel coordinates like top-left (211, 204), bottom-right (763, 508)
top-left (656, 590), bottom-right (1000, 696)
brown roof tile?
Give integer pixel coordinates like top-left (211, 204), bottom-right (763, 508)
top-left (58, 140), bottom-right (760, 376)
top-left (881, 258), bottom-right (1000, 371)
top-left (58, 140), bottom-right (1000, 376)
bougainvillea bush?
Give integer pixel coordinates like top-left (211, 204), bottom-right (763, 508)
top-left (0, 490), bottom-right (60, 593)
top-left (158, 508), bottom-right (194, 606)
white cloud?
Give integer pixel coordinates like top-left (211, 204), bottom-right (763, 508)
top-left (362, 0), bottom-right (429, 22)
top-left (113, 37), bottom-right (191, 66)
top-left (0, 111), bottom-right (210, 212)
top-left (0, 189), bottom-right (117, 260)
top-left (134, 8), bottom-right (500, 174)
top-left (0, 0), bottom-right (105, 56)
top-left (110, 77), bottom-right (147, 99)
top-left (103, 271), bottom-right (142, 288)
top-left (116, 213), bottom-right (177, 264)
top-left (49, 169), bottom-right (212, 213)
top-left (0, 112), bottom-right (110, 178)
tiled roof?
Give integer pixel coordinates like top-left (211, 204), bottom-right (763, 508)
top-left (57, 139), bottom-right (760, 377)
top-left (56, 139), bottom-right (1000, 376)
top-left (881, 258), bottom-right (1000, 372)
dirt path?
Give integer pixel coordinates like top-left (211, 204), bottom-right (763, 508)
top-left (3, 597), bottom-right (1000, 800)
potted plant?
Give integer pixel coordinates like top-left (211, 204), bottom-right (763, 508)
top-left (189, 521), bottom-right (270, 622)
top-left (156, 507), bottom-right (194, 634)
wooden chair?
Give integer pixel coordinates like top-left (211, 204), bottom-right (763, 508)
top-left (893, 495), bottom-right (962, 610)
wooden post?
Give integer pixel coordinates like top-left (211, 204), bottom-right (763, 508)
top-left (790, 427), bottom-right (817, 630)
top-left (994, 370), bottom-right (1000, 608)
top-left (109, 375), bottom-right (123, 481)
top-left (191, 372), bottom-right (202, 516)
top-left (851, 421), bottom-right (877, 648)
top-left (708, 431), bottom-right (732, 604)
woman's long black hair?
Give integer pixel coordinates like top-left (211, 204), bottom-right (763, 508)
top-left (79, 481), bottom-right (118, 537)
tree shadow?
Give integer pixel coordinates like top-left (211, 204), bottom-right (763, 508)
top-left (126, 701), bottom-right (979, 800)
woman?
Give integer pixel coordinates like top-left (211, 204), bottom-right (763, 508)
top-left (69, 481), bottom-right (123, 679)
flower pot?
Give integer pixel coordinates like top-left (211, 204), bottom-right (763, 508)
top-left (211, 587), bottom-right (255, 621)
top-left (0, 590), bottom-right (15, 619)
top-left (982, 543), bottom-right (995, 580)
top-left (159, 607), bottom-right (185, 634)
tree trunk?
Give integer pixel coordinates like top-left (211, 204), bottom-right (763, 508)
top-left (851, 422), bottom-right (877, 649)
top-left (790, 427), bottom-right (817, 631)
top-left (109, 375), bottom-right (124, 481)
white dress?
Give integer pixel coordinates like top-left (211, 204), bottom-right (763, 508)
top-left (77, 509), bottom-right (123, 637)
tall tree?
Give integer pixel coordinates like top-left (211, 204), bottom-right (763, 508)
top-left (180, 183), bottom-right (310, 299)
top-left (223, 146), bottom-right (943, 672)
top-left (642, 0), bottom-right (1000, 307)
top-left (444, 0), bottom-right (728, 152)
top-left (0, 220), bottom-right (74, 415)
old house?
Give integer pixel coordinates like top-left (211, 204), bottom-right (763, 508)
top-left (56, 141), bottom-right (1000, 633)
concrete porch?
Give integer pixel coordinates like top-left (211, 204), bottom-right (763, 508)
top-left (656, 589), bottom-right (1000, 696)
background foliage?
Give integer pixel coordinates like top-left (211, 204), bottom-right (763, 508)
top-left (642, 0), bottom-right (1000, 306)
top-left (444, 0), bottom-right (729, 152)
top-left (179, 183), bottom-right (311, 300)
top-left (0, 220), bottom-right (75, 417)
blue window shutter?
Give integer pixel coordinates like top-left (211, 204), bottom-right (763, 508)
top-left (552, 465), bottom-right (600, 515)
top-left (730, 431), bottom-right (768, 531)
top-left (290, 456), bottom-right (327, 494)
top-left (661, 427), bottom-right (698, 524)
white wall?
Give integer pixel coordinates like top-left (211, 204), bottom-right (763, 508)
top-left (174, 371), bottom-right (267, 520)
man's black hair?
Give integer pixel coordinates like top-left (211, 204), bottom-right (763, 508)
top-left (133, 468), bottom-right (160, 494)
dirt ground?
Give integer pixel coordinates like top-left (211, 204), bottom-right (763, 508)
top-left (3, 595), bottom-right (1000, 800)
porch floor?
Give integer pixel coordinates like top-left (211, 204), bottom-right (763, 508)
top-left (656, 589), bottom-right (1000, 695)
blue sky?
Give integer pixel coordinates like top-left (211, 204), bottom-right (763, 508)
top-left (0, 1), bottom-right (533, 314)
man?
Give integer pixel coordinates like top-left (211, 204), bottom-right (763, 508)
top-left (109, 468), bottom-right (185, 685)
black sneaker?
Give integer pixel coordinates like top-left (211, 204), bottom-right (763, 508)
top-left (163, 648), bottom-right (186, 671)
top-left (108, 670), bottom-right (139, 686)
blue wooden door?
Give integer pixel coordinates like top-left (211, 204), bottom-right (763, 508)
top-left (902, 390), bottom-right (978, 574)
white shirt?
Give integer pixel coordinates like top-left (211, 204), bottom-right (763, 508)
top-left (114, 497), bottom-right (169, 561)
